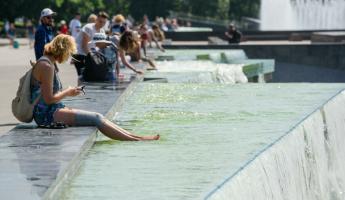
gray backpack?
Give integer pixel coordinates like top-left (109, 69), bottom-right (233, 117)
top-left (11, 57), bottom-right (51, 123)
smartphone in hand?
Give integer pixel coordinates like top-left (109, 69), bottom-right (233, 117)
top-left (77, 85), bottom-right (85, 95)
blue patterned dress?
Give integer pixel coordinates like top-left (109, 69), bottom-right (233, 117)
top-left (31, 59), bottom-right (65, 127)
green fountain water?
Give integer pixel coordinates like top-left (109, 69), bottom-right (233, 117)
top-left (61, 83), bottom-right (345, 200)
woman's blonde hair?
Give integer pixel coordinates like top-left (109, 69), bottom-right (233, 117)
top-left (152, 24), bottom-right (165, 41)
top-left (88, 14), bottom-right (97, 23)
top-left (44, 34), bottom-right (76, 63)
top-left (119, 31), bottom-right (139, 53)
top-left (113, 14), bottom-right (125, 24)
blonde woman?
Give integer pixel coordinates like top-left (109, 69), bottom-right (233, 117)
top-left (87, 14), bottom-right (97, 23)
top-left (110, 14), bottom-right (125, 35)
top-left (31, 34), bottom-right (159, 141)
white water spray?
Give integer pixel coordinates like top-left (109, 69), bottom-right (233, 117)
top-left (260, 0), bottom-right (345, 30)
top-left (155, 61), bottom-right (248, 84)
top-left (207, 90), bottom-right (345, 200)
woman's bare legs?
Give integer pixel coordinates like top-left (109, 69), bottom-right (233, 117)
top-left (105, 119), bottom-right (159, 140)
top-left (100, 118), bottom-right (159, 141)
top-left (53, 108), bottom-right (159, 141)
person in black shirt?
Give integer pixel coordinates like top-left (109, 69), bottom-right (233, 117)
top-left (225, 24), bottom-right (242, 44)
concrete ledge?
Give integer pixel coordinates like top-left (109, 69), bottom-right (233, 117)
top-left (0, 71), bottom-right (143, 199)
top-left (208, 37), bottom-right (228, 45)
top-left (164, 30), bottom-right (345, 41)
top-left (311, 32), bottom-right (345, 43)
top-left (163, 43), bottom-right (345, 69)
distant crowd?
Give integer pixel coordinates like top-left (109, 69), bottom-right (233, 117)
top-left (1, 12), bottom-right (185, 49)
top-left (5, 9), bottom-right (179, 83)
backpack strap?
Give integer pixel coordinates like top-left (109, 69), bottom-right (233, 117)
top-left (37, 56), bottom-right (53, 66)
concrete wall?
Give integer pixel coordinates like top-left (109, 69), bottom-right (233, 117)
top-left (164, 30), bottom-right (344, 41)
top-left (164, 44), bottom-right (345, 69)
top-left (237, 44), bottom-right (345, 69)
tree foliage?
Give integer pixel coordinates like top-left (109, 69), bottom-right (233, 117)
top-left (0, 0), bottom-right (260, 23)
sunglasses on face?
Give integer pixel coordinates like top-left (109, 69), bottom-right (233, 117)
top-left (45, 16), bottom-right (53, 20)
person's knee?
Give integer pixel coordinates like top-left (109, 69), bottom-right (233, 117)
top-left (74, 111), bottom-right (105, 127)
top-left (94, 113), bottom-right (105, 127)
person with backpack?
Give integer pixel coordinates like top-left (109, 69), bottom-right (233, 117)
top-left (27, 34), bottom-right (159, 141)
top-left (73, 11), bottom-right (109, 78)
top-left (83, 33), bottom-right (119, 82)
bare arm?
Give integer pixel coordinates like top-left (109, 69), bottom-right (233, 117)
top-left (119, 50), bottom-right (143, 74)
top-left (36, 62), bottom-right (80, 104)
top-left (225, 31), bottom-right (232, 39)
top-left (115, 62), bottom-right (120, 77)
top-left (81, 32), bottom-right (91, 54)
top-left (141, 40), bottom-right (147, 57)
top-left (149, 31), bottom-right (164, 52)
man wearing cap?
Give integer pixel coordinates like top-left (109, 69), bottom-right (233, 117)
top-left (34, 8), bottom-right (56, 60)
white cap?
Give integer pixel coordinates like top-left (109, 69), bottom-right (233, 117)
top-left (40, 8), bottom-right (56, 18)
top-left (89, 33), bottom-right (111, 44)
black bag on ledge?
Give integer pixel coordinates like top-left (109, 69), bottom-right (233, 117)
top-left (83, 51), bottom-right (108, 82)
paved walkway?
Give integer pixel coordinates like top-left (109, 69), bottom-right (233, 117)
top-left (0, 38), bottom-right (30, 47)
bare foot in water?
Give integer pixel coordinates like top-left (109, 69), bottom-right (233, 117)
top-left (141, 134), bottom-right (160, 141)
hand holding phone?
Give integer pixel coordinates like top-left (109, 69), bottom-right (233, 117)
top-left (76, 85), bottom-right (85, 95)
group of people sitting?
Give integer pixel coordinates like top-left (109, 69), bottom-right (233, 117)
top-left (72, 12), bottom-right (165, 83)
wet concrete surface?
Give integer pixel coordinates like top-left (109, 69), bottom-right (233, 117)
top-left (0, 79), bottom-right (135, 199)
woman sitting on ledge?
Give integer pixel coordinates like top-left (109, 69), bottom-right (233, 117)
top-left (31, 34), bottom-right (159, 141)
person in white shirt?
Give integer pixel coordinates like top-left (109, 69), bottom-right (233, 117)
top-left (72, 11), bottom-right (109, 76)
top-left (69, 12), bottom-right (81, 39)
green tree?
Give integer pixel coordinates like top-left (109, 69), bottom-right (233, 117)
top-left (128, 0), bottom-right (180, 21)
top-left (217, 0), bottom-right (230, 20)
top-left (184, 0), bottom-right (219, 18)
top-left (103, 0), bottom-right (130, 17)
top-left (52, 0), bottom-right (105, 23)
top-left (1, 0), bottom-right (49, 22)
top-left (0, 0), bottom-right (261, 26)
top-left (228, 0), bottom-right (260, 20)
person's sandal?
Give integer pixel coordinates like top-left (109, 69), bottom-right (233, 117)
top-left (50, 122), bottom-right (68, 129)
top-left (39, 122), bottom-right (68, 129)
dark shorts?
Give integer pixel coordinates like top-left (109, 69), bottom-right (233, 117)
top-left (33, 102), bottom-right (65, 127)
